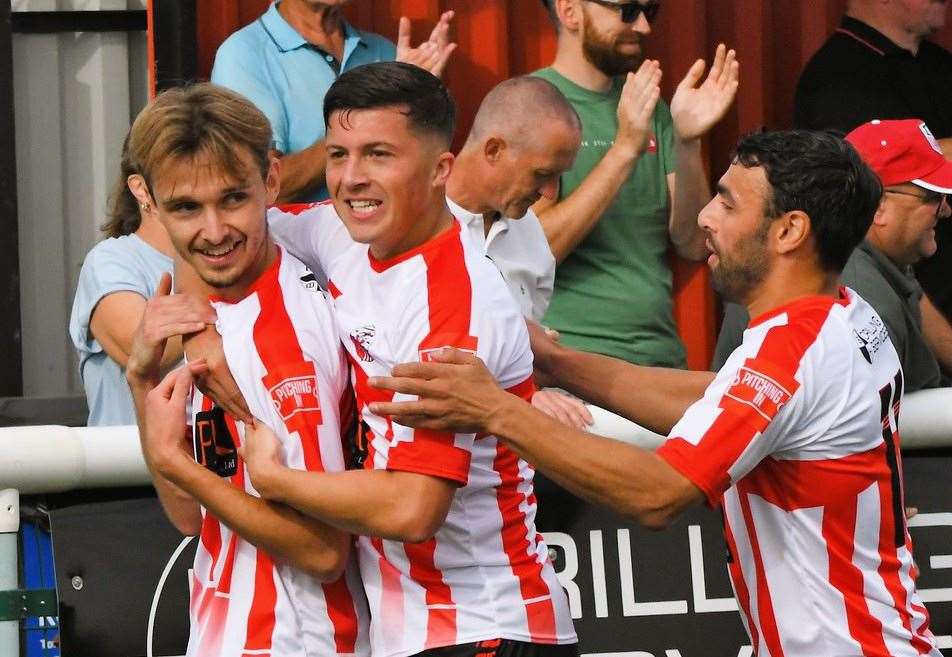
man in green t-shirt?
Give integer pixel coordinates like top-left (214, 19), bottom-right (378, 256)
top-left (535, 0), bottom-right (738, 367)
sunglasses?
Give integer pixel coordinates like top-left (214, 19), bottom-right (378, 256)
top-left (584, 0), bottom-right (662, 24)
top-left (885, 188), bottom-right (948, 218)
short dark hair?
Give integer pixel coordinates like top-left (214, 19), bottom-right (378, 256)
top-left (323, 61), bottom-right (456, 148)
top-left (733, 130), bottom-right (882, 273)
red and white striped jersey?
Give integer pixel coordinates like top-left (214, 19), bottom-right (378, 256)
top-left (658, 288), bottom-right (940, 657)
top-left (187, 248), bottom-right (369, 657)
top-left (269, 203), bottom-right (577, 657)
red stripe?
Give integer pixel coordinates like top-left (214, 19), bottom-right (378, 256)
top-left (405, 539), bottom-right (457, 649)
top-left (275, 200), bottom-right (331, 215)
top-left (250, 250), bottom-right (358, 651)
top-left (243, 549), bottom-right (278, 652)
top-left (821, 492), bottom-right (891, 657)
top-left (723, 516), bottom-right (759, 650)
top-left (737, 491), bottom-right (785, 657)
top-left (371, 537), bottom-right (406, 651)
top-left (493, 442), bottom-right (557, 641)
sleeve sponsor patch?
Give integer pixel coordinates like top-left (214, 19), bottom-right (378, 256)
top-left (263, 361), bottom-right (323, 423)
top-left (724, 364), bottom-right (793, 422)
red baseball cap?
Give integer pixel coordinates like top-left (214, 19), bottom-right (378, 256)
top-left (846, 119), bottom-right (952, 194)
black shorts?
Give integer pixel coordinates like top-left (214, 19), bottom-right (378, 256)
top-left (413, 638), bottom-right (580, 657)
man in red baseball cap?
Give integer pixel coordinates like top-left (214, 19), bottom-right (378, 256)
top-left (714, 118), bottom-right (952, 392)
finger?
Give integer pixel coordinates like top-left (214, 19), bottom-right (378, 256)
top-left (157, 321), bottom-right (210, 338)
top-left (677, 58), bottom-right (706, 92)
top-left (428, 11), bottom-right (452, 45)
top-left (153, 365), bottom-right (189, 402)
top-left (369, 399), bottom-right (430, 417)
top-left (429, 43), bottom-right (457, 78)
top-left (155, 272), bottom-right (173, 298)
top-left (368, 375), bottom-right (433, 397)
top-left (397, 16), bottom-right (411, 52)
top-left (718, 49), bottom-right (737, 87)
top-left (429, 347), bottom-right (480, 366)
top-left (390, 414), bottom-right (450, 430)
top-left (707, 43), bottom-right (727, 82)
top-left (170, 366), bottom-right (193, 405)
top-left (188, 358), bottom-right (209, 378)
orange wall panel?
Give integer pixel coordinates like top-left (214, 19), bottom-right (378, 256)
top-left (188, 1), bottom-right (952, 370)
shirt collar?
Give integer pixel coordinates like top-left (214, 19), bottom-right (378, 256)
top-left (838, 15), bottom-right (911, 56)
top-left (263, 2), bottom-right (367, 54)
top-left (857, 239), bottom-right (920, 298)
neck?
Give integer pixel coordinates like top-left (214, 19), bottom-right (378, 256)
top-left (445, 150), bottom-right (496, 216)
top-left (215, 239), bottom-right (279, 303)
top-left (369, 202), bottom-right (455, 261)
top-left (744, 261), bottom-right (840, 321)
top-left (134, 212), bottom-right (176, 258)
top-left (278, 0), bottom-right (345, 56)
top-left (847, 8), bottom-right (923, 54)
top-left (551, 36), bottom-right (614, 93)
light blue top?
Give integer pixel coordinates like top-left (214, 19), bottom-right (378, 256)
top-left (69, 234), bottom-right (173, 426)
top-left (211, 2), bottom-right (396, 201)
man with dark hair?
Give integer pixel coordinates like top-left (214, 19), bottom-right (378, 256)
top-left (184, 62), bottom-right (579, 657)
top-left (532, 0), bottom-right (738, 368)
top-left (714, 120), bottom-right (952, 394)
top-left (370, 130), bottom-right (943, 657)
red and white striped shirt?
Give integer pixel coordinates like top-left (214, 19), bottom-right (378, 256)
top-left (187, 248), bottom-right (369, 657)
top-left (658, 288), bottom-right (941, 657)
top-left (269, 204), bottom-right (577, 657)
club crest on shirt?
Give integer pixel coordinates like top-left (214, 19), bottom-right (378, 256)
top-left (725, 365), bottom-right (792, 421)
top-left (350, 326), bottom-right (376, 362)
top-left (263, 362), bottom-right (322, 423)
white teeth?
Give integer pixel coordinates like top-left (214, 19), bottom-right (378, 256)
top-left (202, 244), bottom-right (235, 257)
top-left (349, 200), bottom-right (381, 209)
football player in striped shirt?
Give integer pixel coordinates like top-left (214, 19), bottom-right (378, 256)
top-left (124, 84), bottom-right (369, 657)
top-left (192, 62), bottom-right (579, 656)
top-left (371, 130), bottom-right (946, 657)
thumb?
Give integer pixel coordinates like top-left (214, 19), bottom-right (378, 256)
top-left (155, 271), bottom-right (173, 298)
top-left (677, 58), bottom-right (706, 91)
top-left (170, 366), bottom-right (194, 405)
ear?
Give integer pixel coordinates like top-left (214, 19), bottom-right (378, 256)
top-left (127, 174), bottom-right (155, 210)
top-left (773, 210), bottom-right (811, 256)
top-left (558, 0), bottom-right (582, 32)
top-left (264, 153), bottom-right (281, 206)
top-left (431, 151), bottom-right (455, 189)
top-left (483, 136), bottom-right (506, 164)
top-left (871, 197), bottom-right (889, 227)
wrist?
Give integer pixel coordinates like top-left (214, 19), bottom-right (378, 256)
top-left (606, 141), bottom-right (640, 168)
top-left (486, 390), bottom-right (526, 440)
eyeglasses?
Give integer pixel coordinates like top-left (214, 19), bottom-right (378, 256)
top-left (584, 0), bottom-right (661, 24)
top-left (885, 188), bottom-right (948, 218)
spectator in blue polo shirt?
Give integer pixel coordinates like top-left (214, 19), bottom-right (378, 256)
top-left (211, 0), bottom-right (455, 203)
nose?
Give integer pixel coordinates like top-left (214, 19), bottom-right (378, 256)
top-left (341, 156), bottom-right (369, 188)
top-left (939, 195), bottom-right (951, 220)
top-left (697, 197), bottom-right (717, 231)
top-left (633, 10), bottom-right (652, 35)
top-left (201, 208), bottom-right (228, 244)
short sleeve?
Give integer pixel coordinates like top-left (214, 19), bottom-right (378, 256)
top-left (267, 203), bottom-right (350, 276)
top-left (657, 354), bottom-right (802, 506)
top-left (211, 36), bottom-right (289, 153)
top-left (68, 241), bottom-right (162, 353)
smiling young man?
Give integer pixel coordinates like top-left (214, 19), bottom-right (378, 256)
top-left (123, 84), bottom-right (368, 657)
top-left (185, 62), bottom-right (578, 657)
top-left (370, 131), bottom-right (945, 657)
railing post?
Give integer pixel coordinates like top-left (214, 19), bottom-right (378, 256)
top-left (0, 488), bottom-right (20, 657)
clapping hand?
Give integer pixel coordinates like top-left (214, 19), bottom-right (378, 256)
top-left (670, 44), bottom-right (739, 142)
top-left (396, 10), bottom-right (457, 78)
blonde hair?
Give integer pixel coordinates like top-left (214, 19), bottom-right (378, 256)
top-left (102, 83), bottom-right (272, 237)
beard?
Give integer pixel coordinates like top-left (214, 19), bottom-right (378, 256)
top-left (709, 227), bottom-right (771, 304)
top-left (581, 16), bottom-right (642, 77)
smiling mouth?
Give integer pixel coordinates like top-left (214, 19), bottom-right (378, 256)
top-left (347, 199), bottom-right (382, 217)
top-left (196, 241), bottom-right (241, 260)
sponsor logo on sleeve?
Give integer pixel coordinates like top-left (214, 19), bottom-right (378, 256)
top-left (725, 366), bottom-right (793, 421)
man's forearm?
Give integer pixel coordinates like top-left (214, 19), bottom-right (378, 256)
top-left (668, 138), bottom-right (709, 261)
top-left (544, 346), bottom-right (713, 434)
top-left (159, 453), bottom-right (348, 580)
top-left (537, 145), bottom-right (641, 263)
top-left (260, 468), bottom-right (454, 544)
top-left (489, 393), bottom-right (700, 529)
top-left (276, 140), bottom-right (327, 203)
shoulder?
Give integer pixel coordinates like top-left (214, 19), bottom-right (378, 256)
top-left (83, 236), bottom-right (169, 276)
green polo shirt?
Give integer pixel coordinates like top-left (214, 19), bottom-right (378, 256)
top-left (533, 67), bottom-right (685, 367)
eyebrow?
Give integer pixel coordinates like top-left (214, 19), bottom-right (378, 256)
top-left (161, 182), bottom-right (251, 207)
top-left (716, 183), bottom-right (736, 205)
top-left (327, 141), bottom-right (399, 151)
